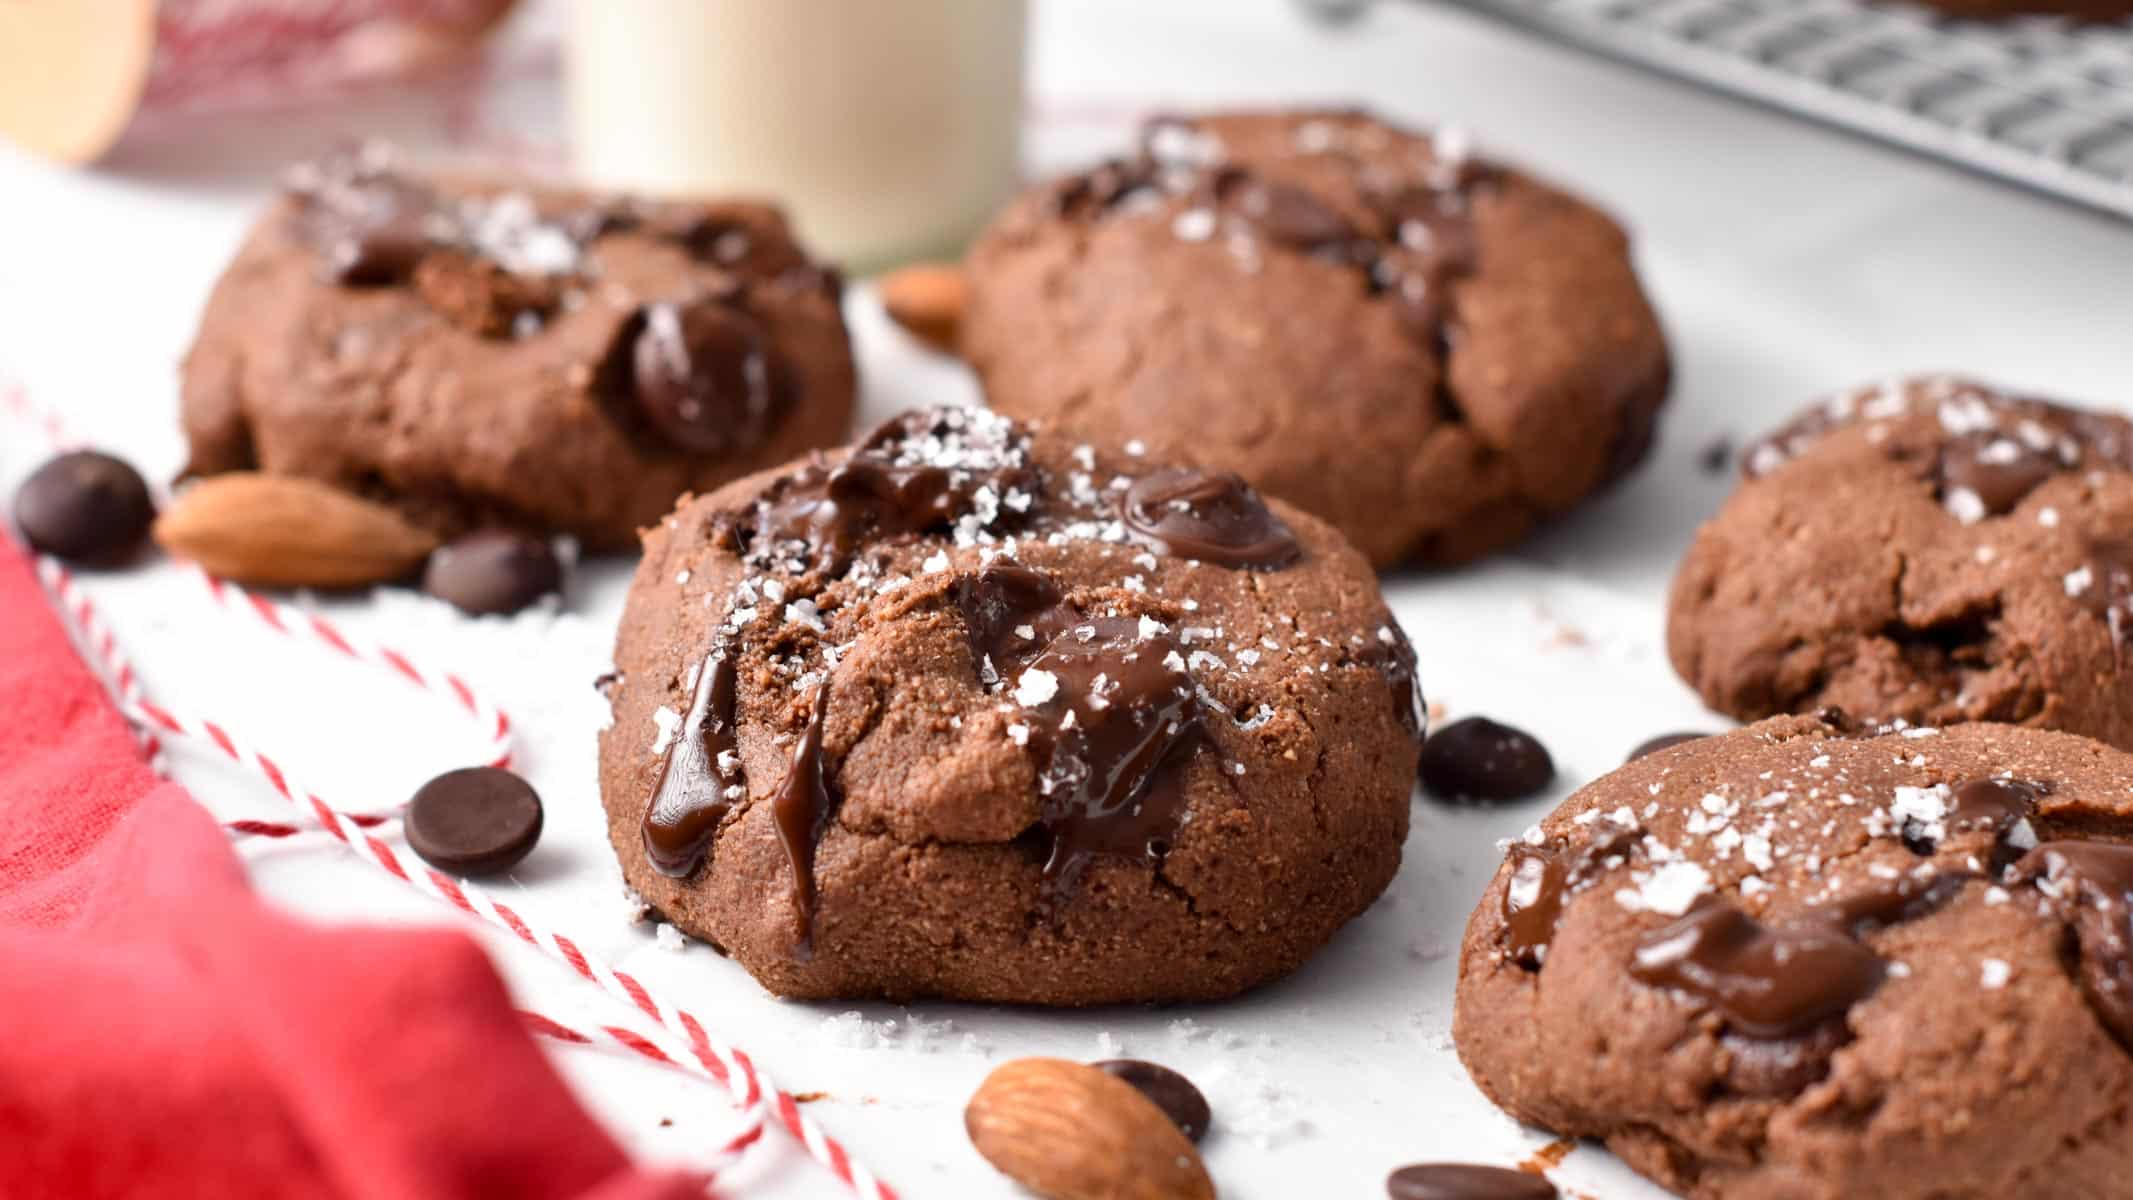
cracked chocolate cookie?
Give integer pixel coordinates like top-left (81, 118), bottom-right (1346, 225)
top-left (597, 406), bottom-right (1423, 1004)
top-left (181, 147), bottom-right (855, 551)
top-left (961, 108), bottom-right (1671, 567)
top-left (1455, 713), bottom-right (2133, 1199)
top-left (1669, 376), bottom-right (2133, 750)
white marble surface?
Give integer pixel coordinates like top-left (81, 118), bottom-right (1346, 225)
top-left (2, 0), bottom-right (2130, 1196)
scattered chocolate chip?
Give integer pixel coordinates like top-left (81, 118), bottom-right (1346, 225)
top-left (422, 530), bottom-right (562, 615)
top-left (405, 766), bottom-right (544, 876)
top-left (2013, 840), bottom-right (2133, 1048)
top-left (1628, 900), bottom-right (1886, 1038)
top-left (14, 450), bottom-right (156, 564)
top-left (1626, 731), bottom-right (1712, 762)
top-left (1094, 1060), bottom-right (1210, 1142)
top-left (1419, 717), bottom-right (1554, 803)
top-left (1120, 468), bottom-right (1301, 569)
top-left (1697, 434), bottom-right (1733, 475)
top-left (631, 299), bottom-right (792, 455)
top-left (1387, 1162), bottom-right (1556, 1200)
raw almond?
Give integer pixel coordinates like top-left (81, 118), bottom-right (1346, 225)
top-left (878, 262), bottom-right (967, 353)
top-left (154, 472), bottom-right (439, 588)
top-left (965, 1058), bottom-right (1214, 1200)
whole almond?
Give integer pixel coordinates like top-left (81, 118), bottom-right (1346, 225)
top-left (154, 473), bottom-right (439, 588)
top-left (965, 1058), bottom-right (1214, 1200)
top-left (878, 262), bottom-right (966, 353)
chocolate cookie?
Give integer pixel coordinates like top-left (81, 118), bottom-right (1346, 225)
top-left (1669, 376), bottom-right (2133, 750)
top-left (1455, 714), bottom-right (2133, 1199)
top-left (181, 146), bottom-right (855, 551)
top-left (597, 406), bottom-right (1423, 1004)
top-left (961, 108), bottom-right (1671, 567)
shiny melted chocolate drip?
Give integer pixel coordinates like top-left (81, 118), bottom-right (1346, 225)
top-left (628, 299), bottom-right (793, 455)
top-left (641, 649), bottom-right (744, 877)
top-left (729, 411), bottom-right (1035, 574)
top-left (2014, 840), bottom-right (2133, 1048)
top-left (1119, 468), bottom-right (1301, 569)
top-left (1498, 824), bottom-right (1641, 968)
top-left (1629, 901), bottom-right (1888, 1039)
top-left (771, 685), bottom-right (838, 958)
top-left (949, 564), bottom-right (1203, 911)
top-left (1372, 620), bottom-right (1429, 743)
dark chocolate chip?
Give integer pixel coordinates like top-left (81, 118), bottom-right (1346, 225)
top-left (1120, 468), bottom-right (1301, 569)
top-left (772, 684), bottom-right (839, 957)
top-left (1420, 717), bottom-right (1554, 803)
top-left (1628, 901), bottom-right (1885, 1039)
top-left (1626, 731), bottom-right (1712, 762)
top-left (1697, 435), bottom-right (1733, 475)
top-left (2014, 840), bottom-right (2133, 1048)
top-left (1936, 431), bottom-right (2061, 518)
top-left (405, 766), bottom-right (544, 876)
top-left (1387, 1163), bottom-right (1557, 1200)
top-left (14, 451), bottom-right (155, 564)
top-left (422, 530), bottom-right (562, 615)
top-left (630, 300), bottom-right (792, 455)
top-left (1094, 1060), bottom-right (1211, 1142)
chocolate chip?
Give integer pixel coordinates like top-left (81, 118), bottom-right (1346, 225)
top-left (1232, 179), bottom-right (1357, 251)
top-left (643, 647), bottom-right (743, 879)
top-left (1120, 468), bottom-right (1301, 569)
top-left (421, 530), bottom-right (562, 615)
top-left (1094, 1060), bottom-right (1210, 1142)
top-left (1697, 435), bottom-right (1733, 475)
top-left (1626, 731), bottom-right (1712, 762)
top-left (630, 299), bottom-right (791, 454)
top-left (324, 218), bottom-right (432, 286)
top-left (1387, 1163), bottom-right (1557, 1200)
top-left (1628, 900), bottom-right (1885, 1038)
top-left (1936, 431), bottom-right (2061, 519)
top-left (14, 451), bottom-right (155, 564)
top-left (1420, 717), bottom-right (1554, 803)
top-left (405, 766), bottom-right (543, 876)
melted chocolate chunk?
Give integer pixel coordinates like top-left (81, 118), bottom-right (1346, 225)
top-left (1093, 1060), bottom-right (1210, 1141)
top-left (732, 410), bottom-right (1033, 573)
top-left (1626, 731), bottom-right (1712, 762)
top-left (949, 564), bottom-right (1202, 910)
top-left (2014, 840), bottom-right (2133, 1048)
top-left (1497, 824), bottom-right (1641, 969)
top-left (1420, 717), bottom-right (1554, 803)
top-left (1120, 468), bottom-right (1301, 569)
top-left (1949, 779), bottom-right (2044, 859)
top-left (1501, 848), bottom-right (1567, 967)
top-left (772, 685), bottom-right (838, 957)
top-left (294, 160), bottom-right (439, 285)
top-left (1815, 871), bottom-right (1977, 931)
top-left (641, 649), bottom-right (744, 877)
top-left (1386, 1163), bottom-right (1556, 1200)
top-left (1936, 431), bottom-right (2062, 518)
top-left (630, 299), bottom-right (792, 454)
top-left (1629, 901), bottom-right (1886, 1039)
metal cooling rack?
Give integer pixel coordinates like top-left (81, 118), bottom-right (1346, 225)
top-left (1437, 0), bottom-right (2133, 219)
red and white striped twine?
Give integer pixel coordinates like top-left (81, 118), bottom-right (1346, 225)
top-left (35, 556), bottom-right (897, 1200)
top-left (9, 376), bottom-right (895, 1199)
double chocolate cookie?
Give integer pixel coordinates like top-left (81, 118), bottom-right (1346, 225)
top-left (181, 146), bottom-right (855, 550)
top-left (1669, 376), bottom-right (2133, 750)
top-left (597, 406), bottom-right (1423, 1004)
top-left (1456, 714), bottom-right (2133, 1199)
top-left (962, 108), bottom-right (1671, 567)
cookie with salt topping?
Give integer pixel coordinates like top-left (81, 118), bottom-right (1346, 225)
top-left (1669, 375), bottom-right (2133, 750)
top-left (1456, 713), bottom-right (2133, 1199)
top-left (962, 107), bottom-right (1671, 567)
top-left (596, 406), bottom-right (1423, 1004)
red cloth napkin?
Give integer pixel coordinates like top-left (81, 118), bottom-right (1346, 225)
top-left (0, 532), bottom-right (705, 1200)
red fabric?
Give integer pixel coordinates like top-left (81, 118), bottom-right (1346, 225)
top-left (0, 533), bottom-right (705, 1200)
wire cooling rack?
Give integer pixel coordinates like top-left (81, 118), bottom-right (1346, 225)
top-left (1437, 0), bottom-right (2133, 219)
